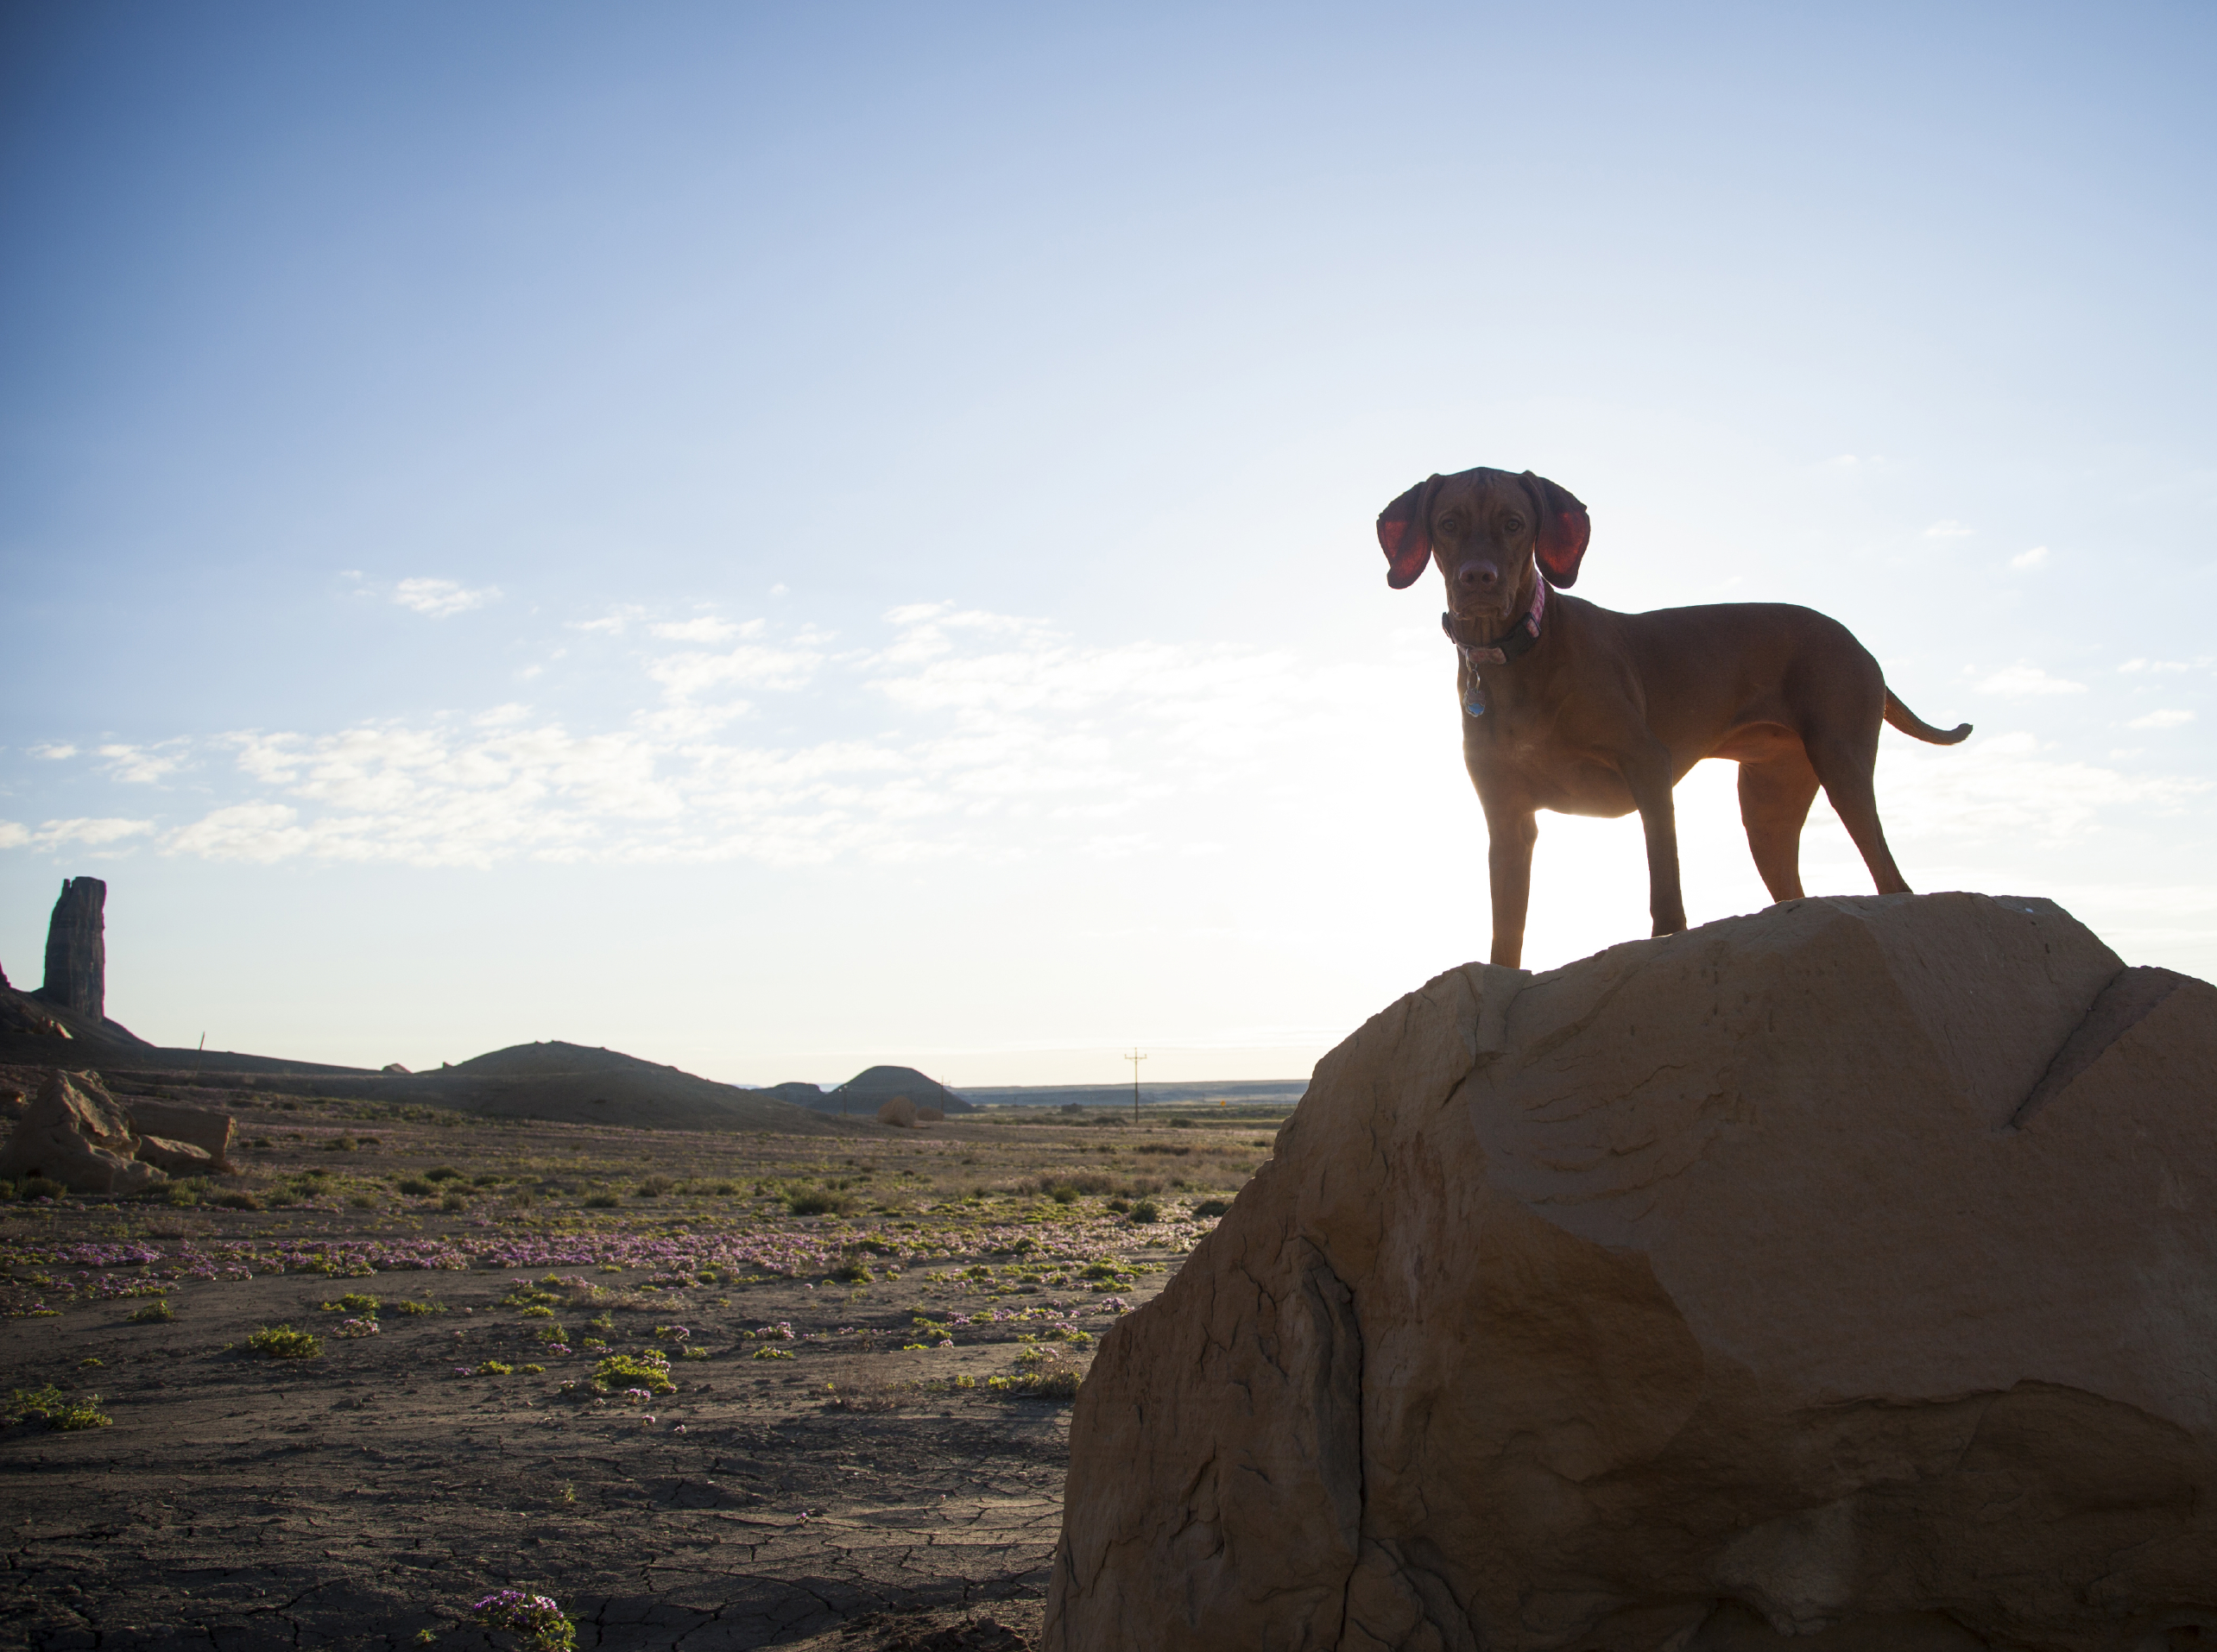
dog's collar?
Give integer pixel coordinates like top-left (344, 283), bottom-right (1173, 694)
top-left (1441, 576), bottom-right (1547, 666)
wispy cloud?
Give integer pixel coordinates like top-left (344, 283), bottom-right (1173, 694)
top-left (1975, 664), bottom-right (2086, 697)
top-left (1924, 520), bottom-right (1975, 539)
top-left (130, 607), bottom-right (1357, 870)
top-left (394, 577), bottom-right (501, 618)
top-left (2009, 545), bottom-right (2049, 571)
top-left (15, 817), bottom-right (158, 851)
top-left (1875, 731), bottom-right (2208, 847)
top-left (28, 743), bottom-right (77, 760)
top-left (649, 616), bottom-right (750, 643)
top-left (98, 741), bottom-right (189, 784)
top-left (2127, 709), bottom-right (2195, 729)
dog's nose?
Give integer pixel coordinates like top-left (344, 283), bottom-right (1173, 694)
top-left (1457, 561), bottom-right (1500, 592)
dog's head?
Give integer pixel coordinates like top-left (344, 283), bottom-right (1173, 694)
top-left (1376, 467), bottom-right (1589, 621)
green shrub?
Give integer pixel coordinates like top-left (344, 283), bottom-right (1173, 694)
top-left (245, 1324), bottom-right (321, 1359)
top-left (212, 1190), bottom-right (262, 1210)
top-left (988, 1349), bottom-right (1086, 1402)
top-left (583, 1193), bottom-right (619, 1209)
top-left (396, 1176), bottom-right (435, 1196)
top-left (787, 1189), bottom-right (851, 1216)
top-left (590, 1352), bottom-right (675, 1396)
top-left (830, 1260), bottom-right (873, 1283)
top-left (422, 1165), bottom-right (464, 1182)
top-left (321, 1292), bottom-right (379, 1315)
top-left (472, 1172), bottom-right (503, 1187)
top-left (394, 1298), bottom-right (445, 1315)
top-left (1191, 1199), bottom-right (1231, 1220)
top-left (6, 1384), bottom-right (111, 1429)
top-left (127, 1297), bottom-right (174, 1323)
top-left (476, 1359), bottom-right (514, 1376)
top-left (635, 1175), bottom-right (677, 1198)
top-left (1127, 1199), bottom-right (1161, 1224)
top-left (323, 1136), bottom-right (357, 1152)
top-left (1171, 1116), bottom-right (1195, 1128)
top-left (1047, 1183), bottom-right (1078, 1204)
top-left (439, 1192), bottom-right (469, 1212)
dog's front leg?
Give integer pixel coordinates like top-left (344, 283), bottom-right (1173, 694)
top-left (1481, 799), bottom-right (1538, 968)
top-left (1620, 742), bottom-right (1688, 937)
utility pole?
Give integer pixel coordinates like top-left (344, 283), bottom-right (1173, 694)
top-left (1126, 1048), bottom-right (1146, 1126)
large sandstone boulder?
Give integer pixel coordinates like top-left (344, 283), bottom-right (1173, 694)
top-left (1046, 893), bottom-right (2217, 1652)
top-left (0, 1069), bottom-right (164, 1194)
top-left (123, 1098), bottom-right (236, 1171)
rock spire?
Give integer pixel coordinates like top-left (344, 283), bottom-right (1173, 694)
top-left (40, 877), bottom-right (106, 1021)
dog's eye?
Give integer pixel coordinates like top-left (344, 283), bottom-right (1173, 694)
top-left (1501, 516), bottom-right (1525, 534)
top-left (1437, 516), bottom-right (1462, 538)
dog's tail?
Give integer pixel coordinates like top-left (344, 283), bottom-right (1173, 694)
top-left (1884, 689), bottom-right (1973, 745)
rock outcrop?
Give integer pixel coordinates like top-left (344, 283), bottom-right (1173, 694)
top-left (0, 1069), bottom-right (164, 1194)
top-left (122, 1098), bottom-right (235, 1172)
top-left (1046, 893), bottom-right (2217, 1652)
top-left (38, 877), bottom-right (106, 1021)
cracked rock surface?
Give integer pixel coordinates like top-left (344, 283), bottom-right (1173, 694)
top-left (1046, 892), bottom-right (2217, 1652)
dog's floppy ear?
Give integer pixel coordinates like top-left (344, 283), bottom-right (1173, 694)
top-left (1521, 471), bottom-right (1590, 589)
top-left (1377, 474), bottom-right (1443, 590)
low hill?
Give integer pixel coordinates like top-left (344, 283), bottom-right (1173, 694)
top-left (819, 1064), bottom-right (975, 1113)
top-left (0, 1026), bottom-right (843, 1135)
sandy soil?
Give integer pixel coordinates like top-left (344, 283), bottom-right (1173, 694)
top-left (0, 1089), bottom-right (1284, 1650)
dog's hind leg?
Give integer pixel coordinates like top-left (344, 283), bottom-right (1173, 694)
top-left (1737, 750), bottom-right (1822, 902)
top-left (1806, 731), bottom-right (1911, 895)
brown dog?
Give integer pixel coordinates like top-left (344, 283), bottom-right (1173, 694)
top-left (1379, 465), bottom-right (1971, 968)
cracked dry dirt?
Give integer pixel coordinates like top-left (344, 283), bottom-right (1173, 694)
top-left (0, 1099), bottom-right (1274, 1649)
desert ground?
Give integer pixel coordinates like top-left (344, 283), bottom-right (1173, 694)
top-left (0, 1073), bottom-right (1288, 1650)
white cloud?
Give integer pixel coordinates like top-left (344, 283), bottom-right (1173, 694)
top-left (2009, 545), bottom-right (2049, 571)
top-left (2127, 709), bottom-right (2195, 729)
top-left (98, 741), bottom-right (188, 784)
top-left (166, 802), bottom-right (313, 863)
top-left (647, 641), bottom-right (821, 699)
top-left (28, 743), bottom-right (77, 760)
top-left (1873, 731), bottom-right (2208, 848)
top-left (570, 606), bottom-right (643, 634)
top-left (0, 822), bottom-right (26, 848)
top-left (650, 616), bottom-right (753, 643)
top-left (2119, 657), bottom-right (2210, 674)
top-left (1924, 520), bottom-right (1975, 539)
top-left (394, 577), bottom-right (500, 618)
top-left (150, 606), bottom-right (1368, 872)
top-left (1976, 664), bottom-right (2086, 697)
top-left (24, 817), bottom-right (156, 850)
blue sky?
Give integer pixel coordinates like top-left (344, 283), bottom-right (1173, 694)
top-left (3, 2), bottom-right (2212, 1084)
